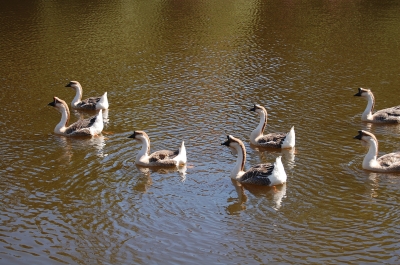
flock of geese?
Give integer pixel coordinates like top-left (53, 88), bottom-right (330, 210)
top-left (48, 82), bottom-right (400, 186)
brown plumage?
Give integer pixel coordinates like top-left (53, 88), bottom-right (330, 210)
top-left (239, 164), bottom-right (274, 185)
top-left (74, 97), bottom-right (102, 110)
top-left (256, 132), bottom-right (288, 148)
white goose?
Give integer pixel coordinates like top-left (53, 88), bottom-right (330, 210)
top-left (221, 135), bottom-right (287, 186)
top-left (66, 81), bottom-right (109, 110)
top-left (249, 104), bottom-right (295, 148)
top-left (354, 87), bottom-right (400, 123)
top-left (354, 130), bottom-right (400, 172)
top-left (48, 97), bottom-right (103, 136)
top-left (128, 131), bottom-right (186, 167)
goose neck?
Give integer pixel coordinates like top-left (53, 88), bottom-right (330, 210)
top-left (136, 137), bottom-right (150, 163)
top-left (251, 111), bottom-right (267, 142)
top-left (363, 138), bottom-right (378, 169)
top-left (55, 106), bottom-right (69, 134)
top-left (72, 85), bottom-right (83, 106)
top-left (362, 92), bottom-right (375, 121)
top-left (231, 143), bottom-right (246, 179)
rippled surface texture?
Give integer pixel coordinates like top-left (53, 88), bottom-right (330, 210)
top-left (1, 0), bottom-right (400, 264)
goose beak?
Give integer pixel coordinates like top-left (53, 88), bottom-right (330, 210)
top-left (65, 82), bottom-right (72, 87)
top-left (354, 88), bottom-right (362, 96)
top-left (221, 135), bottom-right (231, 146)
top-left (354, 131), bottom-right (363, 140)
top-left (128, 131), bottom-right (136, 139)
top-left (249, 104), bottom-right (256, 111)
top-left (48, 98), bottom-right (56, 106)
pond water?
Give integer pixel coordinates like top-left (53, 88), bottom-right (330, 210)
top-left (1, 0), bottom-right (400, 264)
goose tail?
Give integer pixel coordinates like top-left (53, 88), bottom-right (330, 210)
top-left (97, 92), bottom-right (109, 109)
top-left (90, 109), bottom-right (104, 135)
top-left (174, 141), bottom-right (187, 166)
top-left (281, 126), bottom-right (295, 149)
top-left (271, 156), bottom-right (287, 185)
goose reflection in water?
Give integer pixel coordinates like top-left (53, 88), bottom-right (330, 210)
top-left (52, 136), bottom-right (74, 164)
top-left (131, 163), bottom-right (187, 183)
top-left (226, 179), bottom-right (248, 214)
top-left (52, 134), bottom-right (107, 164)
top-left (88, 134), bottom-right (107, 157)
top-left (227, 179), bottom-right (287, 215)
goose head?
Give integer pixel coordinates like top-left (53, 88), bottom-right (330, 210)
top-left (128, 130), bottom-right (151, 157)
top-left (221, 135), bottom-right (244, 155)
top-left (249, 104), bottom-right (267, 115)
top-left (65, 81), bottom-right (82, 90)
top-left (48, 96), bottom-right (70, 127)
top-left (48, 96), bottom-right (69, 112)
top-left (128, 130), bottom-right (149, 141)
top-left (354, 87), bottom-right (370, 98)
top-left (354, 130), bottom-right (378, 145)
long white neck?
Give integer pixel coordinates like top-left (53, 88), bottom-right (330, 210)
top-left (362, 92), bottom-right (374, 121)
top-left (230, 143), bottom-right (246, 179)
top-left (250, 110), bottom-right (266, 144)
top-left (136, 137), bottom-right (150, 164)
top-left (362, 138), bottom-right (378, 169)
top-left (71, 85), bottom-right (83, 107)
top-left (54, 107), bottom-right (69, 134)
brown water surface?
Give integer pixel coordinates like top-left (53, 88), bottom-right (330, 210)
top-left (1, 0), bottom-right (400, 264)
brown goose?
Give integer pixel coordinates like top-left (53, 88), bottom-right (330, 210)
top-left (66, 81), bottom-right (109, 110)
top-left (48, 97), bottom-right (103, 136)
top-left (221, 135), bottom-right (287, 186)
top-left (354, 88), bottom-right (400, 123)
top-left (128, 131), bottom-right (186, 167)
top-left (354, 130), bottom-right (400, 172)
top-left (249, 104), bottom-right (295, 148)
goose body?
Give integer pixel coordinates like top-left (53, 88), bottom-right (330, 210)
top-left (48, 97), bottom-right (103, 136)
top-left (249, 104), bottom-right (295, 148)
top-left (66, 81), bottom-right (109, 110)
top-left (128, 131), bottom-right (186, 167)
top-left (222, 135), bottom-right (287, 186)
top-left (354, 130), bottom-right (400, 172)
top-left (354, 88), bottom-right (400, 123)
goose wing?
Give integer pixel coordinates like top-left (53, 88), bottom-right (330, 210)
top-left (256, 132), bottom-right (287, 148)
top-left (75, 96), bottom-right (101, 110)
top-left (373, 106), bottom-right (400, 123)
top-left (377, 152), bottom-right (400, 171)
top-left (65, 115), bottom-right (97, 135)
top-left (239, 163), bottom-right (275, 186)
top-left (149, 149), bottom-right (179, 166)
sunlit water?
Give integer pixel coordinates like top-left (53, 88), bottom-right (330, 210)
top-left (1, 0), bottom-right (400, 264)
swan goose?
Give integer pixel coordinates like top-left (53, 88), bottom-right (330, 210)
top-left (354, 88), bottom-right (400, 123)
top-left (354, 130), bottom-right (400, 172)
top-left (222, 135), bottom-right (287, 186)
top-left (249, 104), bottom-right (295, 148)
top-left (48, 97), bottom-right (103, 136)
top-left (128, 130), bottom-right (186, 167)
top-left (66, 81), bottom-right (109, 110)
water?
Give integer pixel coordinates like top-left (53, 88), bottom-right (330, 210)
top-left (1, 0), bottom-right (400, 264)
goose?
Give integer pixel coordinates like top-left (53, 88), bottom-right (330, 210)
top-left (66, 81), bottom-right (109, 110)
top-left (249, 104), bottom-right (295, 148)
top-left (128, 130), bottom-right (186, 167)
top-left (354, 130), bottom-right (400, 172)
top-left (221, 135), bottom-right (287, 186)
top-left (354, 87), bottom-right (400, 123)
top-left (48, 97), bottom-right (103, 136)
